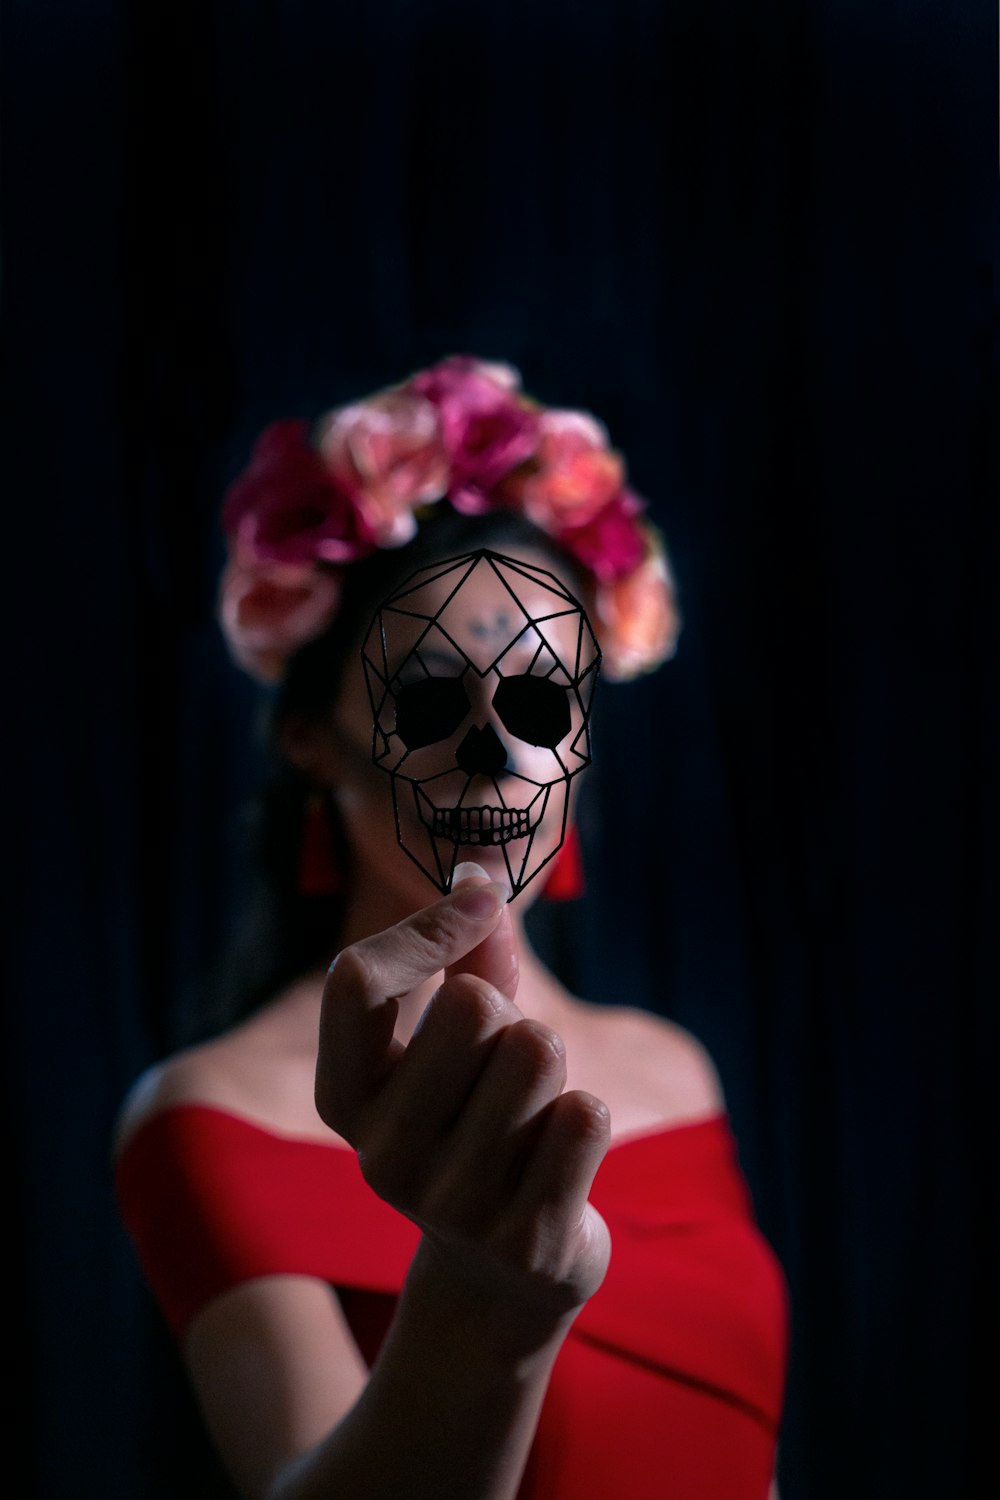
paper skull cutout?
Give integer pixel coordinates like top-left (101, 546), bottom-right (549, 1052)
top-left (362, 549), bottom-right (601, 898)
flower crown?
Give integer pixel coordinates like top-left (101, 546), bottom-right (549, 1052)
top-left (218, 355), bottom-right (680, 684)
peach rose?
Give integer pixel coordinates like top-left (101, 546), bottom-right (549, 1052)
top-left (317, 390), bottom-right (450, 546)
top-left (595, 545), bottom-right (681, 681)
top-left (218, 558), bottom-right (342, 683)
top-left (504, 409), bottom-right (624, 529)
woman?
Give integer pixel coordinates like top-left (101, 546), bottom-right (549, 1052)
top-left (115, 356), bottom-right (787, 1500)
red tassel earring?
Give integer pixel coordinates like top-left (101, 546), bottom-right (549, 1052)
top-left (541, 824), bottom-right (585, 901)
top-left (296, 792), bottom-right (344, 896)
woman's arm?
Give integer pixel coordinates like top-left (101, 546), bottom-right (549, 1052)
top-left (184, 869), bottom-right (611, 1500)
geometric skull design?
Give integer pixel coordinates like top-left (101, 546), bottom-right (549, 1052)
top-left (361, 549), bottom-right (601, 899)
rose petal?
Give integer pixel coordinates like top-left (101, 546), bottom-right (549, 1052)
top-left (317, 391), bottom-right (449, 544)
top-left (218, 560), bottom-right (342, 683)
top-left (222, 419), bottom-right (376, 567)
top-left (557, 489), bottom-right (647, 584)
top-left (596, 546), bottom-right (681, 680)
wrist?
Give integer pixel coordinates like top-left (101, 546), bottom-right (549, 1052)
top-left (399, 1234), bottom-right (581, 1367)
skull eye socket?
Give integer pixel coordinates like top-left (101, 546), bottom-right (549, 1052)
top-left (394, 677), bottom-right (471, 750)
top-left (492, 674), bottom-right (571, 749)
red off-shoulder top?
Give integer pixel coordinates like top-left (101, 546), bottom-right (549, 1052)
top-left (115, 1105), bottom-right (787, 1499)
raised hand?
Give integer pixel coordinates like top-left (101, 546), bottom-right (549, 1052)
top-left (314, 864), bottom-right (612, 1336)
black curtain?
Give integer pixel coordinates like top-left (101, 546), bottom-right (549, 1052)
top-left (3, 4), bottom-right (993, 1498)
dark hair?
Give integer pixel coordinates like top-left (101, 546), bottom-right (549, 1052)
top-left (200, 504), bottom-right (590, 1037)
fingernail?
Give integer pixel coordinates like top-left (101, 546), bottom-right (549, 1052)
top-left (453, 861), bottom-right (490, 885)
top-left (453, 881), bottom-right (509, 918)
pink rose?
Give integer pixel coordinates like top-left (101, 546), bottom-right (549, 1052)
top-left (502, 409), bottom-right (624, 529)
top-left (408, 355), bottom-right (540, 510)
top-left (317, 389), bottom-right (450, 546)
top-left (218, 557), bottom-right (342, 683)
top-left (556, 488), bottom-right (648, 584)
top-left (595, 547), bottom-right (681, 681)
top-left (222, 420), bottom-right (375, 567)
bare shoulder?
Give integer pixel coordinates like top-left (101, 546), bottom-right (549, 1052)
top-left (112, 1040), bottom-right (243, 1159)
top-left (114, 976), bottom-right (332, 1159)
top-left (573, 1002), bottom-right (726, 1135)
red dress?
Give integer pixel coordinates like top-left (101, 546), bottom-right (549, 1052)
top-left (115, 1105), bottom-right (787, 1499)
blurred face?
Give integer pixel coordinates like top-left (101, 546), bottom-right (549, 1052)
top-left (328, 548), bottom-right (599, 906)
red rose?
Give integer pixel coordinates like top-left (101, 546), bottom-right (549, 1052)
top-left (556, 489), bottom-right (648, 584)
top-left (222, 420), bottom-right (375, 567)
top-left (408, 356), bottom-right (540, 509)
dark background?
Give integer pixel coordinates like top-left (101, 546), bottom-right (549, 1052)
top-left (3, 3), bottom-right (994, 1498)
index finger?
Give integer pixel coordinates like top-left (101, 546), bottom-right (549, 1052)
top-left (315, 875), bottom-right (510, 1136)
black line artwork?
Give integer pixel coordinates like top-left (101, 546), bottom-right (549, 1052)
top-left (362, 550), bottom-right (601, 898)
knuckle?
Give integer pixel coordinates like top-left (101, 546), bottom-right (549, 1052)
top-left (433, 975), bottom-right (508, 1027)
top-left (502, 1018), bottom-right (566, 1074)
top-left (406, 904), bottom-right (463, 965)
top-left (560, 1090), bottom-right (612, 1146)
top-left (357, 1127), bottom-right (410, 1207)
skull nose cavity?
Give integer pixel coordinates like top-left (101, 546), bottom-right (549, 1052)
top-left (456, 723), bottom-right (509, 777)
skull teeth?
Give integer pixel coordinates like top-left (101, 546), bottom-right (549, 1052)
top-left (432, 805), bottom-right (532, 846)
